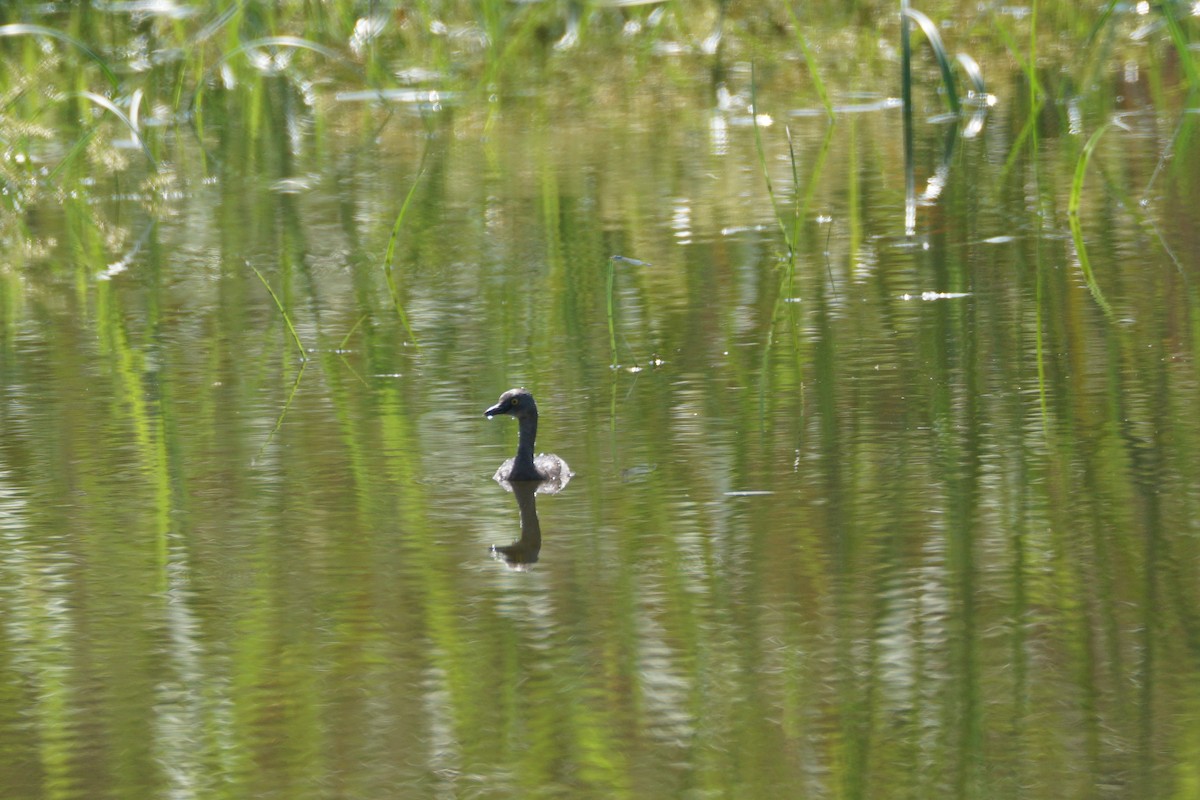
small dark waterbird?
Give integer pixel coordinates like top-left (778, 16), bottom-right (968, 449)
top-left (484, 388), bottom-right (572, 491)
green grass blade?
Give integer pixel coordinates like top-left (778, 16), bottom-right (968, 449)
top-left (1035, 250), bottom-right (1049, 437)
top-left (956, 53), bottom-right (986, 97)
top-left (249, 262), bottom-right (309, 360)
top-left (1067, 122), bottom-right (1115, 320)
top-left (338, 314), bottom-right (369, 350)
top-left (253, 362), bottom-right (308, 465)
top-left (0, 23), bottom-right (120, 88)
top-left (604, 257), bottom-right (624, 367)
top-left (382, 169), bottom-right (424, 347)
top-left (1158, 4), bottom-right (1200, 91)
top-left (1142, 103), bottom-right (1192, 198)
top-left (799, 123), bottom-right (835, 225)
top-left (1068, 123), bottom-right (1112, 215)
top-left (902, 8), bottom-right (960, 114)
top-left (784, 5), bottom-right (833, 119)
top-left (48, 126), bottom-right (100, 180)
top-left (786, 126), bottom-right (803, 256)
top-left (1068, 213), bottom-right (1113, 319)
top-left (750, 63), bottom-right (794, 253)
top-left (1084, 0), bottom-right (1120, 48)
top-left (998, 94), bottom-right (1045, 182)
top-left (194, 2), bottom-right (242, 45)
top-left (604, 257), bottom-right (614, 362)
top-left (989, 12), bottom-right (1043, 100)
top-left (902, 1), bottom-right (915, 234)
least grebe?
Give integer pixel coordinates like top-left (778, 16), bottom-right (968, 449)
top-left (485, 388), bottom-right (572, 491)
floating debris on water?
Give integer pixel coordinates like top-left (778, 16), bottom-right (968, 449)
top-left (720, 224), bottom-right (770, 236)
top-left (789, 97), bottom-right (903, 117)
top-left (900, 291), bottom-right (972, 301)
top-left (335, 88), bottom-right (460, 107)
top-left (271, 176), bottom-right (316, 194)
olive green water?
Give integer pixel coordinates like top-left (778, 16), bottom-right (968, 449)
top-left (3, 3), bottom-right (1200, 799)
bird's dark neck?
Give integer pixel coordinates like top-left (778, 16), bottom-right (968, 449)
top-left (511, 414), bottom-right (539, 478)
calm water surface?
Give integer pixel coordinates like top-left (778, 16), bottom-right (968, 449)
top-left (2, 11), bottom-right (1200, 800)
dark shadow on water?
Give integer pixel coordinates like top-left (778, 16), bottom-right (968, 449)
top-left (490, 479), bottom-right (544, 568)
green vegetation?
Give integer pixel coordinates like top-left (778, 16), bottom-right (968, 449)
top-left (382, 168), bottom-right (425, 346)
top-left (1, 3), bottom-right (1199, 800)
top-left (2, 2), bottom-right (1196, 321)
top-left (249, 260), bottom-right (308, 359)
top-left (1067, 122), bottom-right (1115, 319)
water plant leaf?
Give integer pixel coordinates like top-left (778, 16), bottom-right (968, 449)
top-left (249, 262), bottom-right (309, 361)
top-left (783, 5), bottom-right (833, 119)
top-left (189, 35), bottom-right (360, 113)
top-left (1067, 122), bottom-right (1115, 320)
top-left (338, 314), bottom-right (370, 351)
top-left (955, 53), bottom-right (986, 97)
top-left (76, 91), bottom-right (158, 168)
top-left (48, 126), bottom-right (100, 180)
top-left (193, 2), bottom-right (242, 45)
top-left (217, 36), bottom-right (349, 71)
top-left (1084, 0), bottom-right (1120, 49)
top-left (902, 2), bottom-right (916, 235)
top-left (0, 23), bottom-right (119, 88)
top-left (988, 2), bottom-right (1045, 103)
top-left (901, 7), bottom-right (960, 114)
top-left (606, 257), bottom-right (618, 366)
top-left (750, 63), bottom-right (793, 254)
top-left (1157, 4), bottom-right (1200, 90)
top-left (382, 170), bottom-right (424, 347)
top-left (254, 362), bottom-right (308, 465)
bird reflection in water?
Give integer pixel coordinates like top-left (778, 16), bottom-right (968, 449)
top-left (490, 480), bottom-right (542, 568)
top-left (484, 388), bottom-right (572, 568)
